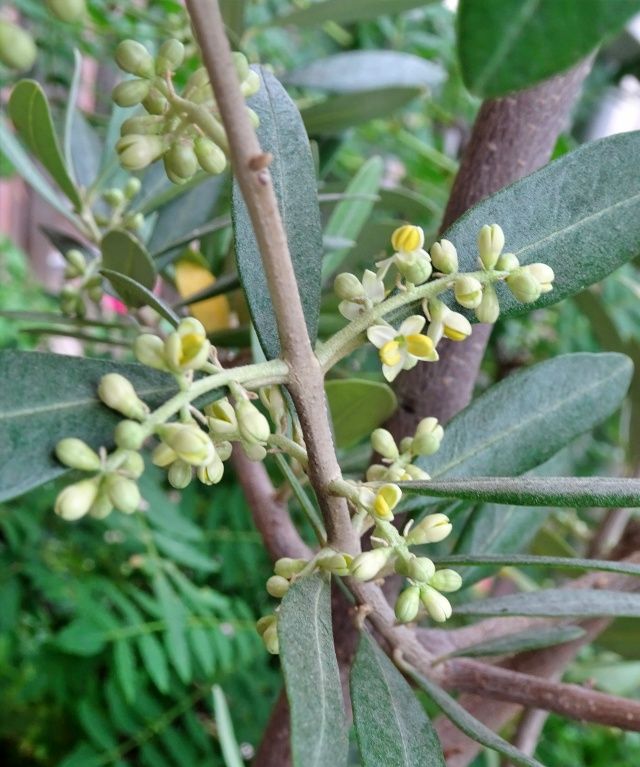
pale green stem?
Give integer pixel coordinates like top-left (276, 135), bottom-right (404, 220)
top-left (166, 92), bottom-right (229, 152)
top-left (268, 433), bottom-right (308, 467)
top-left (317, 270), bottom-right (507, 372)
top-left (140, 359), bottom-right (288, 437)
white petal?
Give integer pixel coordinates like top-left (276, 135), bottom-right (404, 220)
top-left (362, 269), bottom-right (385, 303)
top-left (382, 359), bottom-right (404, 382)
top-left (400, 315), bottom-right (425, 336)
top-left (367, 324), bottom-right (395, 348)
top-left (339, 300), bottom-right (361, 320)
top-left (427, 320), bottom-right (444, 346)
top-left (403, 356), bottom-right (419, 371)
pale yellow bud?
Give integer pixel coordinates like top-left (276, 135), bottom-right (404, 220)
top-left (429, 569), bottom-right (462, 593)
top-left (196, 452), bottom-right (224, 485)
top-left (155, 39), bottom-right (185, 74)
top-left (106, 475), bottom-right (140, 514)
top-left (112, 79), bottom-right (151, 107)
top-left (334, 272), bottom-right (364, 301)
top-left (525, 263), bottom-right (555, 293)
top-left (395, 586), bottom-right (420, 623)
top-left (115, 40), bottom-right (154, 78)
top-left (430, 239), bottom-right (458, 273)
top-left (98, 374), bottom-right (148, 421)
top-left (477, 223), bottom-right (505, 270)
top-left (318, 551), bottom-right (352, 576)
top-left (420, 584), bottom-right (452, 622)
top-left (157, 423), bottom-right (215, 466)
top-left (205, 397), bottom-right (238, 438)
top-left (350, 548), bottom-right (392, 581)
top-left (55, 438), bottom-right (101, 471)
top-left (406, 555), bottom-right (435, 582)
top-left (236, 400), bottom-right (270, 445)
top-left (365, 464), bottom-right (389, 482)
top-left (395, 251), bottom-right (432, 285)
top-left (496, 252), bottom-right (519, 271)
top-left (274, 558), bottom-right (308, 578)
top-left (262, 622), bottom-right (279, 654)
top-left (55, 478), bottom-right (100, 521)
top-left (412, 417), bottom-right (444, 457)
top-left (134, 334), bottom-right (168, 370)
top-left (256, 614), bottom-right (276, 636)
top-left (120, 450), bottom-right (145, 479)
top-left (403, 464), bottom-right (430, 480)
top-left (114, 420), bottom-right (145, 451)
top-left (168, 460), bottom-right (192, 489)
top-left (474, 283), bottom-right (500, 323)
top-left (506, 269), bottom-right (541, 304)
top-left (443, 311), bottom-right (472, 342)
top-left (89, 492), bottom-right (113, 519)
top-left (266, 575), bottom-right (290, 598)
top-left (406, 513), bottom-right (452, 545)
top-left (454, 276), bottom-right (483, 309)
top-left (370, 428), bottom-right (398, 460)
top-left (152, 442), bottom-right (177, 468)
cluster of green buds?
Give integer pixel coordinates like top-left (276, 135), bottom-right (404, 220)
top-left (0, 20), bottom-right (37, 72)
top-left (134, 317), bottom-right (212, 374)
top-left (334, 223), bottom-right (555, 382)
top-left (367, 418), bottom-right (443, 483)
top-left (113, 38), bottom-right (260, 184)
top-left (60, 248), bottom-right (103, 316)
top-left (94, 177), bottom-right (144, 233)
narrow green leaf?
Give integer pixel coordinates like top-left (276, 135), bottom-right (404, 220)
top-left (433, 554), bottom-right (640, 578)
top-left (399, 476), bottom-right (640, 507)
top-left (351, 633), bottom-right (445, 766)
top-left (440, 626), bottom-right (586, 660)
top-left (101, 229), bottom-right (157, 306)
top-left (441, 132), bottom-right (640, 318)
top-left (321, 157), bottom-right (384, 278)
top-left (233, 68), bottom-right (322, 359)
top-left (212, 685), bottom-right (245, 767)
top-left (54, 618), bottom-right (108, 656)
top-left (269, 0), bottom-right (435, 28)
top-left (302, 87), bottom-right (423, 136)
top-left (152, 531), bottom-right (218, 573)
top-left (278, 574), bottom-right (348, 767)
top-left (153, 572), bottom-right (192, 684)
top-left (405, 667), bottom-right (544, 767)
top-left (114, 638), bottom-right (137, 704)
top-left (220, 0), bottom-right (246, 38)
top-left (8, 80), bottom-right (82, 207)
top-left (0, 117), bottom-right (76, 223)
top-left (456, 589), bottom-right (640, 618)
top-left (101, 269), bottom-right (178, 325)
top-left (458, 0), bottom-right (640, 98)
top-left (137, 632), bottom-right (171, 694)
top-left (325, 378), bottom-right (397, 449)
top-left (64, 49), bottom-right (82, 181)
top-left (0, 350), bottom-right (182, 502)
top-left (69, 111), bottom-right (102, 191)
top-left (189, 625), bottom-right (216, 676)
top-left (273, 453), bottom-right (326, 543)
top-left (286, 51), bottom-right (444, 94)
top-left (40, 225), bottom-right (89, 259)
top-left (417, 353), bottom-right (633, 480)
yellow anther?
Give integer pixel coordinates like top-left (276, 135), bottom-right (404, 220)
top-left (405, 334), bottom-right (434, 358)
top-left (380, 340), bottom-right (402, 366)
top-left (391, 225), bottom-right (424, 253)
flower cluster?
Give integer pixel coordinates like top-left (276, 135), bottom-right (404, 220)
top-left (113, 39), bottom-right (259, 183)
top-left (367, 418), bottom-right (443, 483)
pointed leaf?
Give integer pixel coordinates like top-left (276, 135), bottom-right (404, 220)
top-left (233, 68), bottom-right (322, 359)
top-left (278, 574), bottom-right (348, 767)
top-left (270, 0), bottom-right (435, 28)
top-left (101, 229), bottom-right (157, 306)
top-left (458, 0), bottom-right (640, 98)
top-left (351, 633), bottom-right (445, 766)
top-left (456, 589), bottom-right (640, 618)
top-left (212, 685), bottom-right (245, 767)
top-left (434, 553), bottom-right (640, 578)
top-left (325, 378), bottom-right (397, 449)
top-left (8, 80), bottom-right (81, 207)
top-left (153, 572), bottom-right (192, 684)
top-left (114, 638), bottom-right (137, 704)
top-left (137, 632), bottom-right (171, 694)
top-left (441, 626), bottom-right (586, 660)
top-left (101, 269), bottom-right (178, 325)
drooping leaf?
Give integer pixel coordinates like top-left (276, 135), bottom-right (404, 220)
top-left (321, 157), bottom-right (384, 279)
top-left (212, 685), bottom-right (245, 767)
top-left (286, 51), bottom-right (444, 94)
top-left (0, 350), bottom-right (184, 502)
top-left (441, 132), bottom-right (640, 318)
top-left (101, 228), bottom-right (157, 306)
top-left (233, 68), bottom-right (322, 359)
top-left (458, 0), bottom-right (640, 98)
top-left (153, 572), bottom-right (192, 684)
top-left (440, 625), bottom-right (586, 660)
top-left (325, 378), bottom-right (397, 449)
top-left (278, 574), bottom-right (348, 767)
top-left (40, 225), bottom-right (90, 258)
top-left (137, 632), bottom-right (171, 694)
top-left (351, 633), bottom-right (445, 766)
top-left (302, 87), bottom-right (424, 136)
top-left (270, 0), bottom-right (435, 28)
top-left (433, 553), bottom-right (640, 578)
top-left (456, 589), bottom-right (640, 618)
top-left (100, 269), bottom-right (178, 325)
top-left (406, 667), bottom-right (544, 767)
top-left (63, 49), bottom-right (82, 181)
top-left (8, 79), bottom-right (82, 207)
top-left (399, 476), bottom-right (640, 507)
top-left (417, 353), bottom-right (633, 479)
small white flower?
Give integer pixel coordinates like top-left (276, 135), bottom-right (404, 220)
top-left (338, 269), bottom-right (385, 320)
top-left (367, 315), bottom-right (438, 382)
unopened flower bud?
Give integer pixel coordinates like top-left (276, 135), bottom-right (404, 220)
top-left (256, 614), bottom-right (276, 636)
top-left (64, 248), bottom-right (86, 276)
top-left (134, 334), bottom-right (167, 371)
top-left (236, 399), bottom-right (270, 445)
top-left (496, 252), bottom-right (519, 272)
top-left (103, 188), bottom-right (124, 207)
top-left (350, 548), bottom-right (392, 581)
top-left (262, 622), bottom-right (279, 654)
top-left (412, 417), bottom-right (443, 457)
top-left (443, 311), bottom-right (472, 342)
top-left (232, 51), bottom-right (251, 81)
top-left (365, 464), bottom-right (389, 482)
top-left (403, 464), bottom-right (430, 480)
top-left (206, 397), bottom-right (238, 438)
top-left (242, 69), bottom-right (261, 97)
top-left (116, 134), bottom-right (165, 171)
top-left (454, 276), bottom-right (483, 309)
top-left (165, 140), bottom-right (198, 182)
top-left (114, 420), bottom-right (146, 451)
top-left (142, 87), bottom-right (169, 115)
top-left (106, 475), bottom-right (140, 514)
top-left (406, 513), bottom-right (452, 545)
top-left (0, 21), bottom-right (37, 71)
top-left (115, 40), bottom-right (154, 78)
top-left (399, 436), bottom-right (414, 454)
top-left (430, 239), bottom-right (458, 273)
top-left (406, 555), bottom-right (435, 583)
top-left (395, 251), bottom-right (432, 285)
top-left (371, 428), bottom-right (398, 460)
top-left (242, 442), bottom-right (267, 462)
top-left (274, 558), bottom-right (307, 578)
top-left (55, 477), bottom-right (99, 521)
top-left (120, 450), bottom-right (144, 478)
top-left (194, 136), bottom-right (227, 175)
top-left (168, 459), bottom-right (192, 489)
top-left (391, 225), bottom-right (424, 253)
top-left (429, 569), bottom-right (462, 593)
top-left (155, 39), bottom-right (184, 74)
top-left (124, 177), bottom-right (141, 199)
top-left (334, 272), bottom-right (364, 301)
top-left (395, 586), bottom-right (420, 623)
top-left (266, 575), bottom-right (290, 598)
top-left (318, 551), bottom-right (352, 576)
top-left (196, 452), bottom-right (224, 485)
top-left (46, 0), bottom-right (86, 23)
top-left (89, 491), bottom-right (113, 519)
top-left (525, 263), bottom-right (555, 293)
top-left (157, 423), bottom-right (214, 467)
top-left (152, 442), bottom-right (176, 467)
top-left (55, 438), bottom-right (101, 471)
top-left (420, 584), bottom-right (452, 622)
top-left (112, 79), bottom-right (151, 108)
top-left (126, 212), bottom-right (144, 232)
top-left (477, 224), bottom-right (505, 270)
top-left (98, 373), bottom-right (148, 421)
top-left (121, 115), bottom-right (166, 136)
top-left (506, 269), bottom-right (541, 303)
top-left (475, 283), bottom-right (500, 323)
